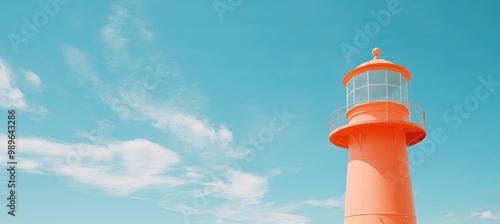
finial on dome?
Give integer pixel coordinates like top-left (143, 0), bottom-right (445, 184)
top-left (372, 47), bottom-right (380, 59)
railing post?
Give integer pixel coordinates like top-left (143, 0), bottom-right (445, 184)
top-left (409, 102), bottom-right (413, 123)
top-left (338, 108), bottom-right (341, 128)
top-left (423, 111), bottom-right (426, 129)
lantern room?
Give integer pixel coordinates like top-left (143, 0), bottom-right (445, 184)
top-left (343, 48), bottom-right (411, 109)
top-left (328, 47), bottom-right (426, 148)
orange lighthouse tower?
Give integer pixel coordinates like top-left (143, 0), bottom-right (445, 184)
top-left (329, 48), bottom-right (426, 224)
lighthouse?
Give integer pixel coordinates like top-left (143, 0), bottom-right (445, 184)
top-left (329, 48), bottom-right (426, 224)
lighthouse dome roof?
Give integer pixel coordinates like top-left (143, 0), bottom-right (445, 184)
top-left (342, 48), bottom-right (411, 85)
top-left (356, 58), bottom-right (394, 68)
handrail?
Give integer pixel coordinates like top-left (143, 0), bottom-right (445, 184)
top-left (328, 100), bottom-right (426, 132)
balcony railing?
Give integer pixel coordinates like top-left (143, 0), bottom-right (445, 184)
top-left (328, 100), bottom-right (426, 132)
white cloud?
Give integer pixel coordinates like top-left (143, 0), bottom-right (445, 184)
top-left (213, 203), bottom-right (308, 224)
top-left (213, 220), bottom-right (225, 224)
top-left (100, 3), bottom-right (157, 69)
top-left (166, 170), bottom-right (269, 204)
top-left (63, 41), bottom-right (231, 150)
top-left (157, 167), bottom-right (310, 224)
top-left (470, 210), bottom-right (500, 220)
top-left (50, 4), bottom-right (306, 223)
top-left (59, 41), bottom-right (226, 150)
top-left (182, 166), bottom-right (205, 180)
top-left (149, 109), bottom-right (233, 149)
top-left (225, 147), bottom-right (251, 160)
top-left (216, 124), bottom-right (233, 148)
top-left (2, 134), bottom-right (185, 195)
top-left (24, 70), bottom-right (42, 89)
top-left (219, 171), bottom-right (268, 203)
top-left (304, 198), bottom-right (344, 208)
top-left (0, 59), bottom-right (47, 115)
top-left (0, 59), bottom-right (27, 109)
top-left (108, 139), bottom-right (180, 176)
top-left (264, 167), bottom-right (303, 177)
top-left (101, 4), bottom-right (129, 57)
top-left (101, 89), bottom-right (233, 149)
top-left (19, 135), bottom-right (113, 161)
top-left (17, 158), bottom-right (43, 174)
top-left (93, 3), bottom-right (233, 150)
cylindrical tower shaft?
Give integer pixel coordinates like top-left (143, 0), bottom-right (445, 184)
top-left (344, 124), bottom-right (415, 224)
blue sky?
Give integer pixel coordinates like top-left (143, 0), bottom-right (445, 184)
top-left (0, 0), bottom-right (499, 223)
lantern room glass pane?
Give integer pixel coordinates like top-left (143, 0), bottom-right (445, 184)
top-left (387, 84), bottom-right (400, 95)
top-left (401, 86), bottom-right (408, 102)
top-left (387, 71), bottom-right (401, 86)
top-left (369, 84), bottom-right (387, 101)
top-left (401, 75), bottom-right (408, 98)
top-left (347, 79), bottom-right (353, 96)
top-left (353, 72), bottom-right (367, 87)
top-left (347, 92), bottom-right (353, 107)
top-left (388, 86), bottom-right (402, 101)
top-left (346, 79), bottom-right (353, 108)
top-left (368, 69), bottom-right (386, 84)
top-left (354, 86), bottom-right (368, 104)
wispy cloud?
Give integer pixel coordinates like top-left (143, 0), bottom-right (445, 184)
top-left (59, 42), bottom-right (231, 150)
top-left (225, 147), bottom-right (252, 160)
top-left (158, 168), bottom-right (310, 224)
top-left (205, 171), bottom-right (307, 222)
top-left (24, 70), bottom-right (42, 89)
top-left (158, 169), bottom-right (269, 205)
top-left (218, 171), bottom-right (268, 203)
top-left (0, 59), bottom-right (47, 114)
top-left (100, 3), bottom-right (157, 69)
top-left (101, 4), bottom-right (130, 64)
top-left (52, 3), bottom-right (308, 223)
top-left (3, 135), bottom-right (185, 195)
top-left (264, 167), bottom-right (303, 177)
top-left (139, 101), bottom-right (233, 149)
top-left (470, 210), bottom-right (500, 220)
top-left (0, 59), bottom-right (28, 109)
top-left (432, 209), bottom-right (500, 223)
top-left (304, 198), bottom-right (344, 208)
top-left (7, 132), bottom-right (304, 224)
top-left (60, 44), bottom-right (101, 86)
top-left (182, 166), bottom-right (206, 180)
top-left (93, 2), bottom-right (234, 150)
top-left (212, 203), bottom-right (308, 224)
top-left (99, 88), bottom-right (233, 149)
